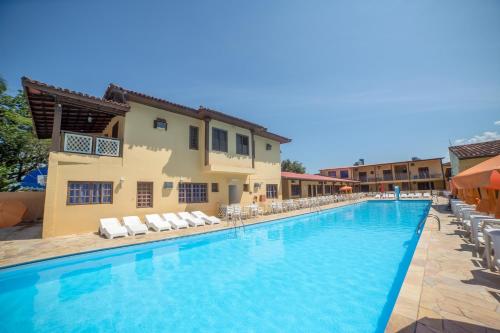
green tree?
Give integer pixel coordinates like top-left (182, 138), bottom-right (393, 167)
top-left (0, 77), bottom-right (49, 191)
top-left (281, 159), bottom-right (306, 174)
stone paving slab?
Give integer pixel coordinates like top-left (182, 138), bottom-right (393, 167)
top-left (386, 198), bottom-right (500, 333)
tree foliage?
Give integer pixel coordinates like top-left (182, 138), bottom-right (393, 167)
top-left (0, 78), bottom-right (50, 191)
top-left (281, 159), bottom-right (306, 174)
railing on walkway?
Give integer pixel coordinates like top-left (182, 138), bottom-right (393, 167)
top-left (61, 131), bottom-right (121, 157)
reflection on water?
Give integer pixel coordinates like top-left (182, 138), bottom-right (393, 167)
top-left (0, 201), bottom-right (430, 333)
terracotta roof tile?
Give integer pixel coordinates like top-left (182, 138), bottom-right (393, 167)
top-left (281, 172), bottom-right (359, 183)
top-left (449, 140), bottom-right (500, 159)
top-left (22, 77), bottom-right (130, 109)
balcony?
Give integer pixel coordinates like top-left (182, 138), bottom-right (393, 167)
top-left (61, 131), bottom-right (121, 157)
top-left (394, 173), bottom-right (409, 180)
top-left (411, 173), bottom-right (442, 180)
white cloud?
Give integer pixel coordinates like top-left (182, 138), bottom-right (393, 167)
top-left (495, 120), bottom-right (500, 126)
top-left (454, 131), bottom-right (500, 145)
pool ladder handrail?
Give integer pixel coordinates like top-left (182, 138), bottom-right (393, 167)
top-left (415, 213), bottom-right (441, 234)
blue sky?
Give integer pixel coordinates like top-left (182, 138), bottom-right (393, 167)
top-left (1, 0), bottom-right (499, 172)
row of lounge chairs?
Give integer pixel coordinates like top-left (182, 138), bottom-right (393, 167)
top-left (220, 194), bottom-right (366, 220)
top-left (268, 194), bottom-right (365, 214)
top-left (373, 192), bottom-right (432, 199)
top-left (99, 211), bottom-right (221, 239)
top-left (451, 199), bottom-right (500, 271)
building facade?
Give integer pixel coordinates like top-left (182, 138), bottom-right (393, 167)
top-left (319, 158), bottom-right (446, 192)
top-left (449, 140), bottom-right (500, 176)
top-left (281, 172), bottom-right (359, 199)
top-left (23, 78), bottom-right (290, 237)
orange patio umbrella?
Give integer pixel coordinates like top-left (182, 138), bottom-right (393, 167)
top-left (339, 186), bottom-right (352, 192)
top-left (452, 155), bottom-right (500, 189)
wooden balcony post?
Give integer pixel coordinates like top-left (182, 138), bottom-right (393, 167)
top-left (251, 130), bottom-right (255, 168)
top-left (51, 103), bottom-right (62, 152)
top-left (204, 118), bottom-right (210, 166)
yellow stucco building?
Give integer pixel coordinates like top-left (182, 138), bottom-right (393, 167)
top-left (319, 157), bottom-right (446, 192)
top-left (23, 78), bottom-right (290, 237)
top-left (281, 172), bottom-right (359, 199)
top-left (449, 140), bottom-right (500, 176)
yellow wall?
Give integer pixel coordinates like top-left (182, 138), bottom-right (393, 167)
top-left (0, 191), bottom-right (45, 223)
top-left (42, 102), bottom-right (283, 237)
top-left (319, 159), bottom-right (446, 191)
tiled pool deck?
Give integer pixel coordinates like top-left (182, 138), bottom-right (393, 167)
top-left (1, 198), bottom-right (499, 332)
top-left (386, 198), bottom-right (500, 333)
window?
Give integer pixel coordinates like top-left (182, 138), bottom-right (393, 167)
top-left (266, 184), bottom-right (278, 198)
top-left (340, 170), bottom-right (349, 179)
top-left (179, 183), bottom-right (208, 203)
top-left (212, 128), bottom-right (228, 152)
top-left (266, 143), bottom-right (272, 151)
top-left (137, 182), bottom-right (153, 208)
top-left (291, 184), bottom-right (301, 196)
top-left (211, 183), bottom-right (219, 192)
top-left (236, 134), bottom-right (249, 155)
top-left (328, 171), bottom-right (337, 177)
top-left (325, 185), bottom-right (332, 195)
top-left (189, 126), bottom-right (199, 150)
top-left (112, 122), bottom-right (119, 138)
top-left (317, 185), bottom-right (323, 195)
top-left (67, 181), bottom-right (113, 205)
top-left (243, 184), bottom-right (249, 192)
top-left (154, 118), bottom-right (167, 130)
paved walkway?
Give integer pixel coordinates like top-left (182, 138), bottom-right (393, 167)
top-left (386, 198), bottom-right (500, 333)
top-left (0, 199), bottom-right (365, 268)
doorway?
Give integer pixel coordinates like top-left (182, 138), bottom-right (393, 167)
top-left (228, 185), bottom-right (238, 204)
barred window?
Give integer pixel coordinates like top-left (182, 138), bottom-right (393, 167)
top-left (291, 184), bottom-right (301, 196)
top-left (137, 182), bottom-right (153, 208)
top-left (212, 128), bottom-right (228, 152)
top-left (211, 183), bottom-right (219, 192)
top-left (189, 126), bottom-right (199, 150)
top-left (179, 183), bottom-right (208, 203)
top-left (67, 182), bottom-right (113, 205)
top-left (236, 134), bottom-right (249, 155)
top-left (266, 184), bottom-right (278, 199)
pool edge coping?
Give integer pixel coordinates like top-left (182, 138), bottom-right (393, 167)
top-left (384, 206), bottom-right (436, 333)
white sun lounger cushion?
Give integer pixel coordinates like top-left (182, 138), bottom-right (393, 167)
top-left (122, 216), bottom-right (148, 236)
top-left (162, 213), bottom-right (189, 229)
top-left (192, 211), bottom-right (221, 224)
top-left (99, 218), bottom-right (128, 239)
top-left (177, 212), bottom-right (205, 227)
top-left (145, 214), bottom-right (172, 232)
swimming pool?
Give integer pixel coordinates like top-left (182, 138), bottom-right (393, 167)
top-left (0, 200), bottom-right (430, 333)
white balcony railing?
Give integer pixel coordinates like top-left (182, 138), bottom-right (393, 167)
top-left (62, 131), bottom-right (121, 157)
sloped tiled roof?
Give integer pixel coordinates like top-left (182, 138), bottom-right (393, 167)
top-left (449, 140), bottom-right (500, 159)
top-left (281, 172), bottom-right (359, 183)
top-left (104, 83), bottom-right (291, 144)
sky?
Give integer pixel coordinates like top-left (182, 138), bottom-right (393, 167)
top-left (1, 0), bottom-right (499, 172)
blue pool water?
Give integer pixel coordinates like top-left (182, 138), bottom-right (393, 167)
top-left (0, 200), bottom-right (430, 333)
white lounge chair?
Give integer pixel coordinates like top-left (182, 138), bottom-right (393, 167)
top-left (162, 213), bottom-right (189, 229)
top-left (489, 229), bottom-right (500, 271)
top-left (178, 212), bottom-right (205, 227)
top-left (192, 211), bottom-right (221, 225)
top-left (400, 193), bottom-right (408, 198)
top-left (99, 218), bottom-right (128, 239)
top-left (122, 216), bottom-right (148, 236)
top-left (423, 192), bottom-right (431, 198)
top-left (145, 214), bottom-right (172, 232)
